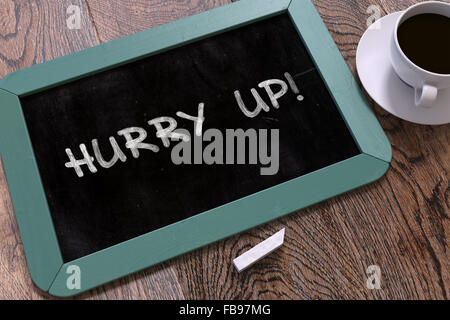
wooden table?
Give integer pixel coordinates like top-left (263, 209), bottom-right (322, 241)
top-left (0, 0), bottom-right (448, 300)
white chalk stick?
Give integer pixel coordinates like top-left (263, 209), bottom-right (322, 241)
top-left (233, 228), bottom-right (285, 272)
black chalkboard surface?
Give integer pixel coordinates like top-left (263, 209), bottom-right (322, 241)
top-left (20, 14), bottom-right (359, 262)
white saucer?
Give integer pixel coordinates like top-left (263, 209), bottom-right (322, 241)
top-left (356, 12), bottom-right (450, 125)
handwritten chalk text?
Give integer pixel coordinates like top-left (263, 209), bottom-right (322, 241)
top-left (64, 72), bottom-right (304, 177)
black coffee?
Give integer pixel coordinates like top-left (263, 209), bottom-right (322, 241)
top-left (397, 13), bottom-right (450, 74)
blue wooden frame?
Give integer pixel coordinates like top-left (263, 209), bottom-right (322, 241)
top-left (0, 0), bottom-right (391, 297)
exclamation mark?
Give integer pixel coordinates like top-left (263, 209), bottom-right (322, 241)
top-left (284, 72), bottom-right (304, 102)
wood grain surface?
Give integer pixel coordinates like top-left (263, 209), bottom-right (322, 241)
top-left (0, 0), bottom-right (448, 300)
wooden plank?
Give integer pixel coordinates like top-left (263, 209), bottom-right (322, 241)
top-left (170, 0), bottom-right (449, 299)
top-left (85, 0), bottom-right (233, 41)
top-left (0, 0), bottom-right (184, 300)
top-left (0, 0), bottom-right (99, 79)
top-left (0, 0), bottom-right (100, 300)
top-left (0, 0), bottom-right (289, 96)
top-left (0, 0), bottom-right (448, 299)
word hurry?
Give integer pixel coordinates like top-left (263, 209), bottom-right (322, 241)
top-left (64, 72), bottom-right (304, 177)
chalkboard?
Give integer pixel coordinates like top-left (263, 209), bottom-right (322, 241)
top-left (20, 14), bottom-right (358, 262)
top-left (0, 0), bottom-right (391, 296)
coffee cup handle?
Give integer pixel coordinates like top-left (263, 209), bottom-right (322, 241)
top-left (415, 84), bottom-right (438, 108)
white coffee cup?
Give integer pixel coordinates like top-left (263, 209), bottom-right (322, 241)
top-left (390, 1), bottom-right (450, 108)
